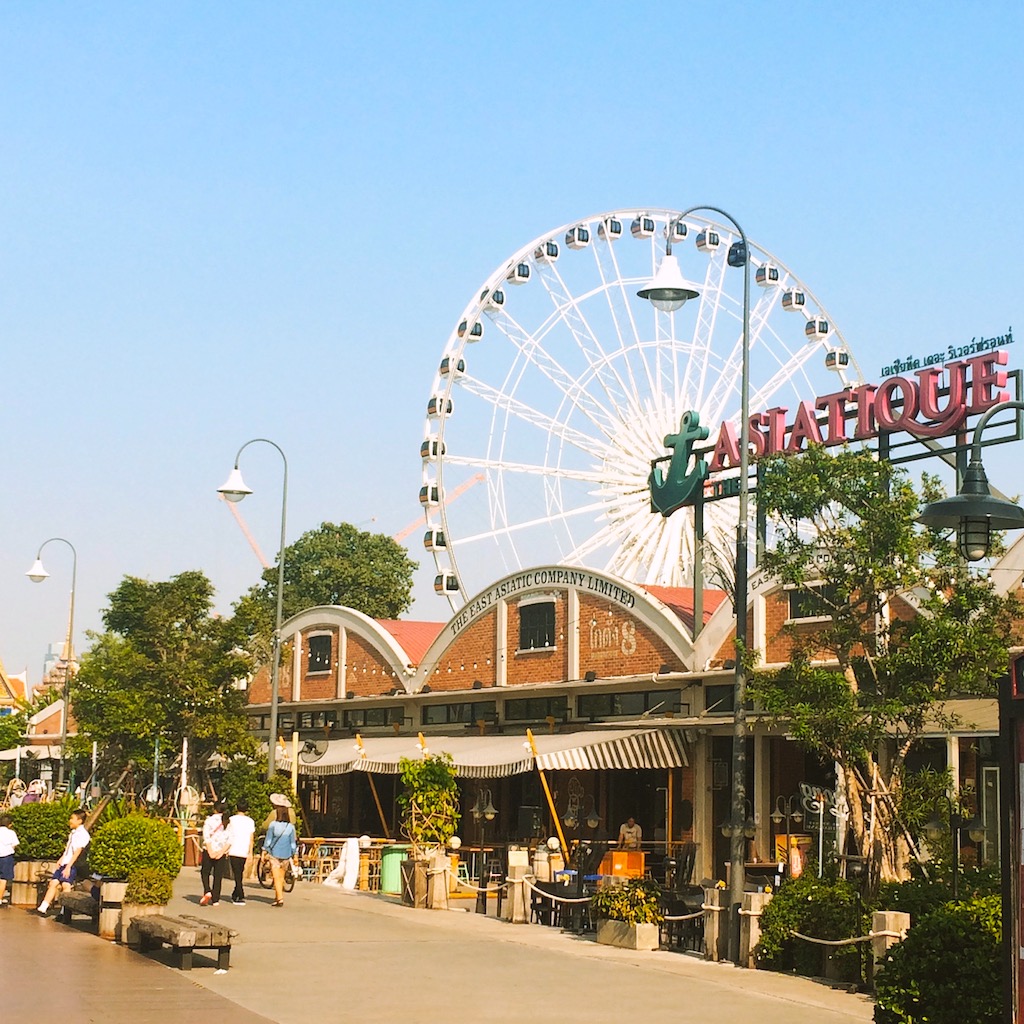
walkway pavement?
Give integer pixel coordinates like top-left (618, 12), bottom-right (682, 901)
top-left (1, 869), bottom-right (875, 1024)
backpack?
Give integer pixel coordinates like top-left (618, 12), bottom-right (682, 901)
top-left (206, 822), bottom-right (231, 860)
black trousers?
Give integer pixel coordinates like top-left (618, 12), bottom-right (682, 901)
top-left (200, 851), bottom-right (227, 903)
top-left (228, 855), bottom-right (247, 900)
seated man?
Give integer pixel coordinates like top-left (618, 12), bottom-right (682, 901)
top-left (618, 816), bottom-right (642, 850)
top-left (37, 808), bottom-right (90, 916)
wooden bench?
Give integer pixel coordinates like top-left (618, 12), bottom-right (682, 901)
top-left (57, 890), bottom-right (99, 930)
top-left (129, 913), bottom-right (236, 971)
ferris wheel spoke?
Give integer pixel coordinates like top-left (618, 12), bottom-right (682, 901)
top-left (684, 241), bottom-right (729, 410)
top-left (442, 453), bottom-right (615, 486)
top-left (486, 306), bottom-right (622, 439)
top-left (455, 375), bottom-right (608, 461)
top-left (453, 498), bottom-right (610, 547)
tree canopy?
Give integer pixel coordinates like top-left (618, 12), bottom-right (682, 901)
top-left (749, 445), bottom-right (1020, 886)
top-left (232, 522), bottom-right (418, 658)
top-left (72, 571), bottom-right (253, 782)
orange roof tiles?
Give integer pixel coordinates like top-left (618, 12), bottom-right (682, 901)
top-left (377, 619), bottom-right (445, 665)
top-left (640, 585), bottom-right (729, 631)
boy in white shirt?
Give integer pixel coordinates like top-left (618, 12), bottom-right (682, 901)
top-left (37, 808), bottom-right (89, 915)
top-left (0, 814), bottom-right (19, 906)
top-left (227, 800), bottom-right (255, 905)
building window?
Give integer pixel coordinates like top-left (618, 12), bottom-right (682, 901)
top-left (786, 584), bottom-right (837, 622)
top-left (519, 601), bottom-right (555, 651)
top-left (308, 634), bottom-right (332, 673)
top-left (504, 696), bottom-right (568, 722)
top-left (577, 690), bottom-right (681, 719)
top-left (344, 706), bottom-right (403, 728)
top-left (421, 701), bottom-right (497, 726)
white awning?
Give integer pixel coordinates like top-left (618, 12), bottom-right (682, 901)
top-left (294, 728), bottom-right (689, 779)
top-left (0, 744), bottom-right (61, 762)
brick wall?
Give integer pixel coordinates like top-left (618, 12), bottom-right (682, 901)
top-left (300, 626), bottom-right (341, 701)
top-left (426, 611), bottom-right (498, 691)
top-left (506, 595), bottom-right (568, 685)
top-left (344, 632), bottom-right (402, 697)
top-left (579, 594), bottom-right (683, 676)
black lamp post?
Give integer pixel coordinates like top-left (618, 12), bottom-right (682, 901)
top-left (639, 205), bottom-right (752, 964)
top-left (923, 797), bottom-right (985, 900)
top-left (770, 794), bottom-right (804, 875)
top-left (471, 787), bottom-right (497, 915)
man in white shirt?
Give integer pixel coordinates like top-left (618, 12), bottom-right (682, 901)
top-left (0, 813), bottom-right (19, 906)
top-left (37, 808), bottom-right (90, 915)
top-left (227, 800), bottom-right (255, 905)
top-left (618, 816), bottom-right (643, 850)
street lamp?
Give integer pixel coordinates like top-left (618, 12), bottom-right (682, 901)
top-left (26, 538), bottom-right (77, 789)
top-left (470, 786), bottom-right (498, 915)
top-left (639, 205), bottom-right (752, 963)
top-left (219, 438), bottom-right (288, 782)
top-left (924, 797), bottom-right (985, 900)
top-left (770, 794), bottom-right (804, 874)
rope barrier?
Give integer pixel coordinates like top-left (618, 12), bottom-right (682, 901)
top-left (521, 875), bottom-right (593, 905)
top-left (662, 909), bottom-right (705, 922)
top-left (790, 930), bottom-right (896, 947)
top-left (701, 903), bottom-right (726, 913)
top-left (426, 866), bottom-right (506, 893)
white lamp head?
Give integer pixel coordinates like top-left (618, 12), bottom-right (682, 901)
top-left (637, 253), bottom-right (700, 312)
top-left (546, 836), bottom-right (560, 851)
top-left (449, 835), bottom-right (462, 850)
top-left (26, 558), bottom-right (50, 583)
top-left (217, 466), bottom-right (253, 503)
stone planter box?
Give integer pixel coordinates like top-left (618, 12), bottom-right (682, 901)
top-left (120, 903), bottom-right (166, 944)
top-left (11, 860), bottom-right (57, 906)
top-left (400, 858), bottom-right (428, 909)
top-left (99, 879), bottom-right (129, 940)
top-left (596, 919), bottom-right (660, 951)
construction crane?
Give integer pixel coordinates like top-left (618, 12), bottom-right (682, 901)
top-left (218, 493), bottom-right (271, 568)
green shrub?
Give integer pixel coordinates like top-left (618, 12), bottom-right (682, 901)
top-left (397, 754), bottom-right (460, 855)
top-left (88, 814), bottom-right (181, 879)
top-left (874, 895), bottom-right (1001, 1024)
top-left (124, 867), bottom-right (174, 906)
top-left (8, 798), bottom-right (78, 859)
top-left (876, 866), bottom-right (1000, 924)
top-left (755, 872), bottom-right (867, 982)
top-left (590, 878), bottom-right (664, 924)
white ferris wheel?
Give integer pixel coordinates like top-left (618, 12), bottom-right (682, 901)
top-left (421, 207), bottom-right (863, 609)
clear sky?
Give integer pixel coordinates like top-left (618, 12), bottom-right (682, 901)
top-left (2, 2), bottom-right (1022, 680)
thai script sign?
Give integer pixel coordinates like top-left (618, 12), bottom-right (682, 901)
top-left (880, 327), bottom-right (1013, 377)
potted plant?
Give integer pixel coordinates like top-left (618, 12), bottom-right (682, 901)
top-left (396, 754), bottom-right (461, 909)
top-left (87, 814), bottom-right (181, 939)
top-left (7, 798), bottom-right (75, 906)
top-left (120, 867), bottom-right (174, 944)
top-left (590, 878), bottom-right (664, 950)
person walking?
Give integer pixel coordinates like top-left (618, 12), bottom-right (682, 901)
top-left (227, 799), bottom-right (255, 905)
top-left (199, 801), bottom-right (231, 907)
top-left (262, 805), bottom-right (298, 907)
top-left (0, 814), bottom-right (19, 907)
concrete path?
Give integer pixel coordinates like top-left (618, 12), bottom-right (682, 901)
top-left (0, 869), bottom-right (875, 1024)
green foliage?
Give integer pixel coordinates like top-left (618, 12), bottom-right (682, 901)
top-left (397, 754), bottom-right (460, 855)
top-left (8, 797), bottom-right (78, 859)
top-left (232, 522), bottom-right (418, 659)
top-left (124, 866), bottom-right (174, 906)
top-left (750, 446), bottom-right (1020, 883)
top-left (874, 895), bottom-right (1002, 1024)
top-left (755, 871), bottom-right (867, 981)
top-left (876, 867), bottom-right (1001, 924)
top-left (72, 571), bottom-right (254, 782)
top-left (590, 878), bottom-right (664, 924)
top-left (219, 758), bottom-right (298, 832)
top-left (88, 814), bottom-right (182, 879)
top-left (0, 709), bottom-right (27, 756)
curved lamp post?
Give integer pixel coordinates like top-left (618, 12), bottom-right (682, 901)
top-left (27, 537), bottom-right (78, 788)
top-left (219, 439), bottom-right (288, 782)
top-left (639, 205), bottom-right (751, 963)
top-left (924, 797), bottom-right (985, 899)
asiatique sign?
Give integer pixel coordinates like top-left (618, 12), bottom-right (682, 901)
top-left (650, 349), bottom-right (1012, 516)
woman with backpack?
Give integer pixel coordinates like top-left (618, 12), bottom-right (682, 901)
top-left (200, 801), bottom-right (231, 907)
top-left (262, 804), bottom-right (298, 907)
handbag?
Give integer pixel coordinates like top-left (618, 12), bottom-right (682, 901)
top-left (206, 822), bottom-right (231, 860)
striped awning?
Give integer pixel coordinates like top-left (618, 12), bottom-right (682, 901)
top-left (292, 728), bottom-right (689, 779)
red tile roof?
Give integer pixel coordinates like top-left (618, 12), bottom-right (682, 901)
top-left (377, 619), bottom-right (445, 665)
top-left (640, 585), bottom-right (729, 631)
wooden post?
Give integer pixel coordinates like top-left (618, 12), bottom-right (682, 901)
top-left (739, 890), bottom-right (772, 968)
top-left (872, 910), bottom-right (910, 970)
top-left (703, 886), bottom-right (724, 962)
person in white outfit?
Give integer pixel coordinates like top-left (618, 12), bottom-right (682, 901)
top-left (227, 800), bottom-right (255, 905)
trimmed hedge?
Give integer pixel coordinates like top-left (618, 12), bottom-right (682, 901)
top-left (874, 895), bottom-right (1001, 1024)
top-left (8, 798), bottom-right (78, 859)
top-left (88, 815), bottom-right (181, 879)
top-left (124, 867), bottom-right (175, 906)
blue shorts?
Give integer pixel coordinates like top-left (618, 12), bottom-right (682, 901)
top-left (52, 864), bottom-right (76, 885)
top-left (0, 855), bottom-right (13, 882)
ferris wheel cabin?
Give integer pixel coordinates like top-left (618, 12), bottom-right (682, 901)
top-left (439, 356), bottom-right (465, 376)
top-left (457, 320), bottom-right (483, 341)
top-left (782, 290), bottom-right (806, 311)
top-left (598, 217), bottom-right (623, 241)
top-left (565, 225), bottom-right (591, 249)
top-left (481, 287), bottom-right (505, 309)
top-left (427, 395), bottom-right (453, 417)
top-left (825, 349), bottom-right (850, 372)
top-left (805, 317), bottom-right (830, 340)
top-left (630, 215), bottom-right (656, 239)
top-left (420, 437), bottom-right (445, 460)
top-left (423, 528), bottom-right (446, 551)
top-left (535, 240), bottom-right (559, 263)
top-left (695, 228), bottom-right (720, 252)
top-left (419, 484), bottom-right (440, 507)
top-left (434, 572), bottom-right (460, 594)
top-left (756, 263), bottom-right (781, 286)
top-left (665, 220), bottom-right (687, 244)
top-left (506, 262), bottom-right (531, 285)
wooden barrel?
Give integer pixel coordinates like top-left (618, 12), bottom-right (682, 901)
top-left (98, 880), bottom-right (128, 940)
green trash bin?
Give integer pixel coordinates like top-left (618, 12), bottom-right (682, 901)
top-left (381, 845), bottom-right (411, 895)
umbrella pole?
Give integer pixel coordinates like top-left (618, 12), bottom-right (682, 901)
top-left (366, 773), bottom-right (391, 838)
top-left (526, 729), bottom-right (568, 862)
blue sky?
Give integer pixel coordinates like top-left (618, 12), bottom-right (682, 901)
top-left (2, 2), bottom-right (1022, 678)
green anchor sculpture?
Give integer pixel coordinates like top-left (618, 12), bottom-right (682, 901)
top-left (648, 411), bottom-right (709, 517)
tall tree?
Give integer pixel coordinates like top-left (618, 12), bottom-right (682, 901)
top-left (749, 445), bottom-right (1019, 888)
top-left (232, 522), bottom-right (418, 659)
top-left (72, 571), bottom-right (252, 782)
